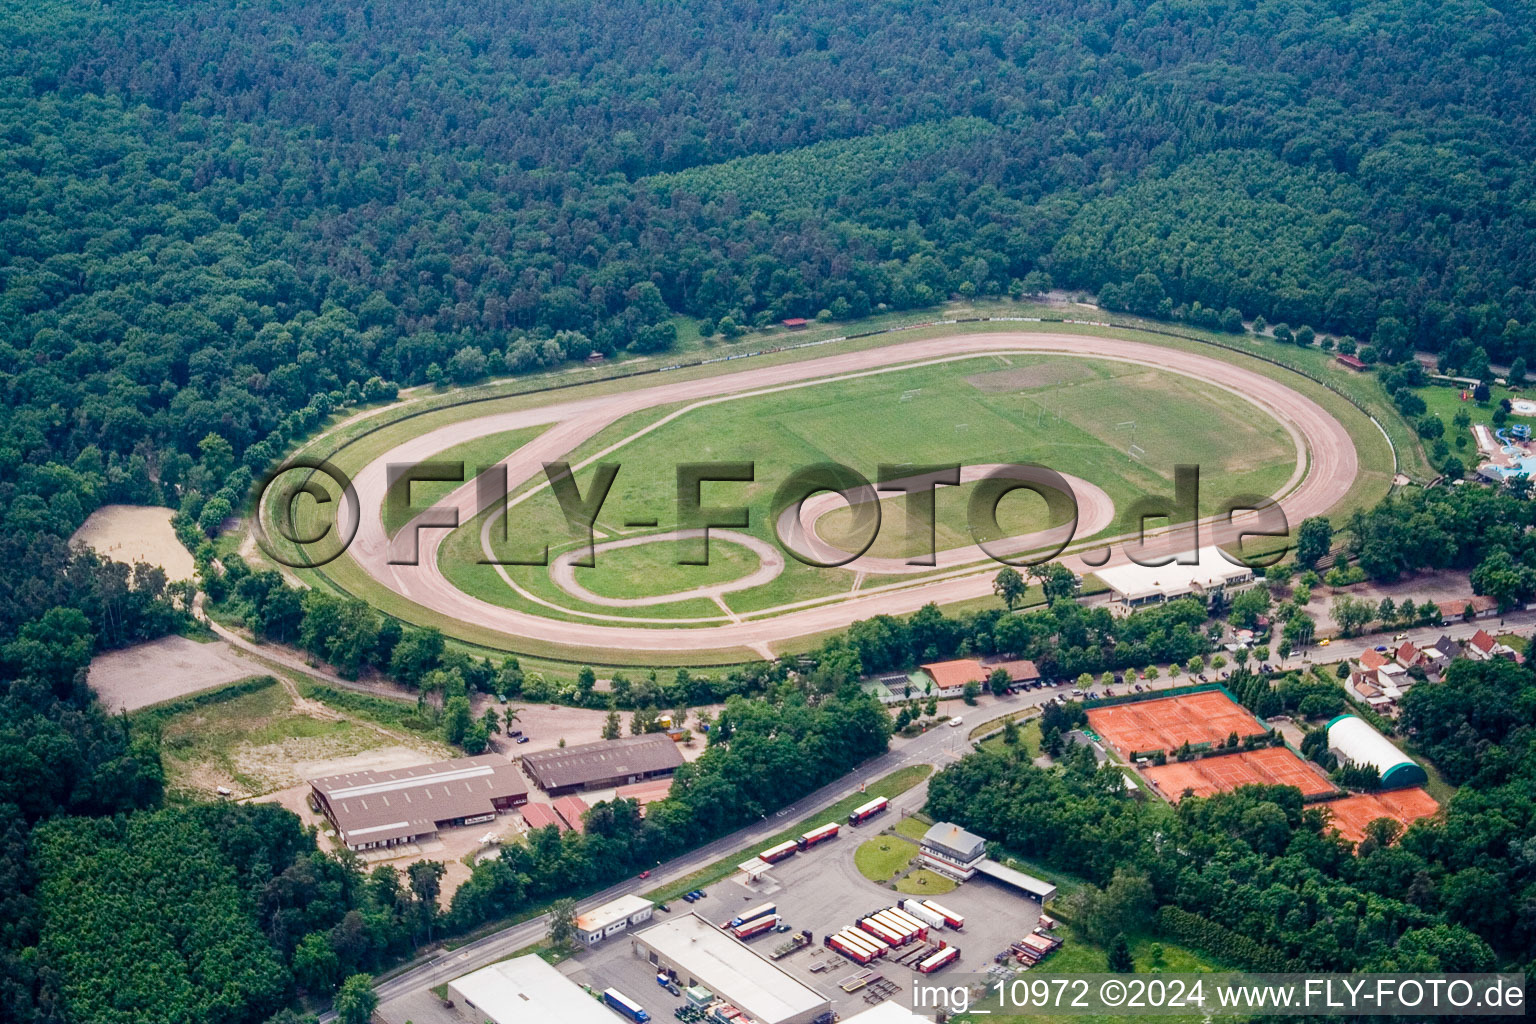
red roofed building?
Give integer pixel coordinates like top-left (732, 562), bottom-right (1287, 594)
top-left (552, 795), bottom-right (590, 832)
top-left (781, 317), bottom-right (809, 329)
top-left (1358, 648), bottom-right (1389, 672)
top-left (920, 658), bottom-right (988, 691)
top-left (520, 802), bottom-right (567, 832)
top-left (1436, 594), bottom-right (1496, 621)
top-left (1467, 629), bottom-right (1498, 659)
top-left (1394, 641), bottom-right (1423, 668)
top-left (986, 657), bottom-right (1041, 685)
top-left (1336, 354), bottom-right (1367, 371)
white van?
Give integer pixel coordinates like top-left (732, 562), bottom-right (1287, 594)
top-left (948, 716), bottom-right (964, 727)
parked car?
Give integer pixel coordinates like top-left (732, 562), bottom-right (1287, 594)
top-left (689, 889), bottom-right (706, 899)
top-left (1374, 644), bottom-right (1389, 652)
top-left (774, 922), bottom-right (791, 932)
top-left (682, 893), bottom-right (698, 903)
top-left (656, 903), bottom-right (670, 912)
top-left (516, 736), bottom-right (530, 744)
top-left (508, 729), bottom-right (522, 737)
top-left (638, 870), bottom-right (651, 879)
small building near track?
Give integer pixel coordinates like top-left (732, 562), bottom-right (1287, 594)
top-left (920, 821), bottom-right (988, 880)
top-left (521, 733), bottom-right (684, 795)
top-left (575, 894), bottom-right (655, 946)
top-left (1095, 546), bottom-right (1258, 609)
top-left (309, 754), bottom-right (528, 852)
top-left (633, 913), bottom-right (833, 1024)
top-left (449, 954), bottom-right (616, 1024)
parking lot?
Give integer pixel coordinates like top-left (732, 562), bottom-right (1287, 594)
top-left (563, 817), bottom-right (1048, 1020)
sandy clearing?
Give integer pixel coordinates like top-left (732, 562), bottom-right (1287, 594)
top-left (89, 635), bottom-right (256, 712)
top-left (331, 332), bottom-right (1357, 654)
top-left (71, 504), bottom-right (195, 580)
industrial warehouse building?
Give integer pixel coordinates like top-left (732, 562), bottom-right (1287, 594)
top-left (521, 732), bottom-right (685, 794)
top-left (309, 754), bottom-right (527, 851)
top-left (1095, 546), bottom-right (1258, 609)
top-left (633, 914), bottom-right (833, 1024)
top-left (1326, 714), bottom-right (1430, 789)
top-left (574, 893), bottom-right (655, 946)
top-left (448, 955), bottom-right (614, 1024)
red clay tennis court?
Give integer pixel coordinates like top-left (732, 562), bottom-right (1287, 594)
top-left (1087, 690), bottom-right (1268, 757)
top-left (1322, 788), bottom-right (1440, 845)
top-left (1142, 747), bottom-right (1335, 802)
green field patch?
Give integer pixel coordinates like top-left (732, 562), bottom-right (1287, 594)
top-left (855, 836), bottom-right (919, 882)
top-left (573, 535), bottom-right (762, 600)
top-left (816, 479), bottom-right (1062, 560)
top-left (895, 867), bottom-right (957, 896)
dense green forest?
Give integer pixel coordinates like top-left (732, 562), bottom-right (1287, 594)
top-left (5, 0), bottom-right (1536, 1019)
top-left (4, 0), bottom-right (1536, 608)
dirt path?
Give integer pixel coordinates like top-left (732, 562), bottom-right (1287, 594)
top-left (333, 332), bottom-right (1357, 654)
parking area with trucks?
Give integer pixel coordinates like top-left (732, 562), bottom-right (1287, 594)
top-left (560, 813), bottom-right (1047, 1020)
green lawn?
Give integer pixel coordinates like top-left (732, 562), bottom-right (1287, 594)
top-left (569, 534), bottom-right (761, 600)
top-left (644, 762), bottom-right (933, 903)
top-left (891, 815), bottom-right (932, 842)
top-left (895, 867), bottom-right (956, 895)
top-left (854, 836), bottom-right (918, 882)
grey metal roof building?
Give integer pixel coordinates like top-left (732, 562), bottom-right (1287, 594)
top-left (521, 732), bottom-right (684, 794)
top-left (309, 754), bottom-right (527, 850)
top-left (450, 955), bottom-right (618, 1024)
top-left (633, 913), bottom-right (832, 1024)
top-left (920, 821), bottom-right (988, 879)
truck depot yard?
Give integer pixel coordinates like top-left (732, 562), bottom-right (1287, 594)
top-left (555, 824), bottom-right (1052, 1024)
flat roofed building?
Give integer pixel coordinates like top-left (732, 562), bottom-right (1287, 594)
top-left (1096, 546), bottom-right (1257, 609)
top-left (574, 893), bottom-right (654, 946)
top-left (309, 754), bottom-right (527, 851)
top-left (521, 733), bottom-right (684, 794)
top-left (920, 821), bottom-right (987, 879)
top-left (974, 858), bottom-right (1057, 902)
top-left (633, 913), bottom-right (832, 1024)
top-left (843, 1004), bottom-right (929, 1024)
top-left (449, 954), bottom-right (616, 1024)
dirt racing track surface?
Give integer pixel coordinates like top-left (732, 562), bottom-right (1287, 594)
top-left (338, 332), bottom-right (1360, 656)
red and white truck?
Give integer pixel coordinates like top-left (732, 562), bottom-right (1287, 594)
top-left (847, 797), bottom-right (889, 825)
top-left (757, 840), bottom-right (798, 864)
top-left (917, 945), bottom-right (960, 974)
top-left (829, 929), bottom-right (878, 964)
top-left (796, 822), bottom-right (840, 851)
top-left (858, 916), bottom-right (907, 947)
top-left (731, 915), bottom-right (778, 940)
top-left (919, 899), bottom-right (964, 930)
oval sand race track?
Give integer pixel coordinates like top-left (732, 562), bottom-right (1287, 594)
top-left (337, 332), bottom-right (1358, 656)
